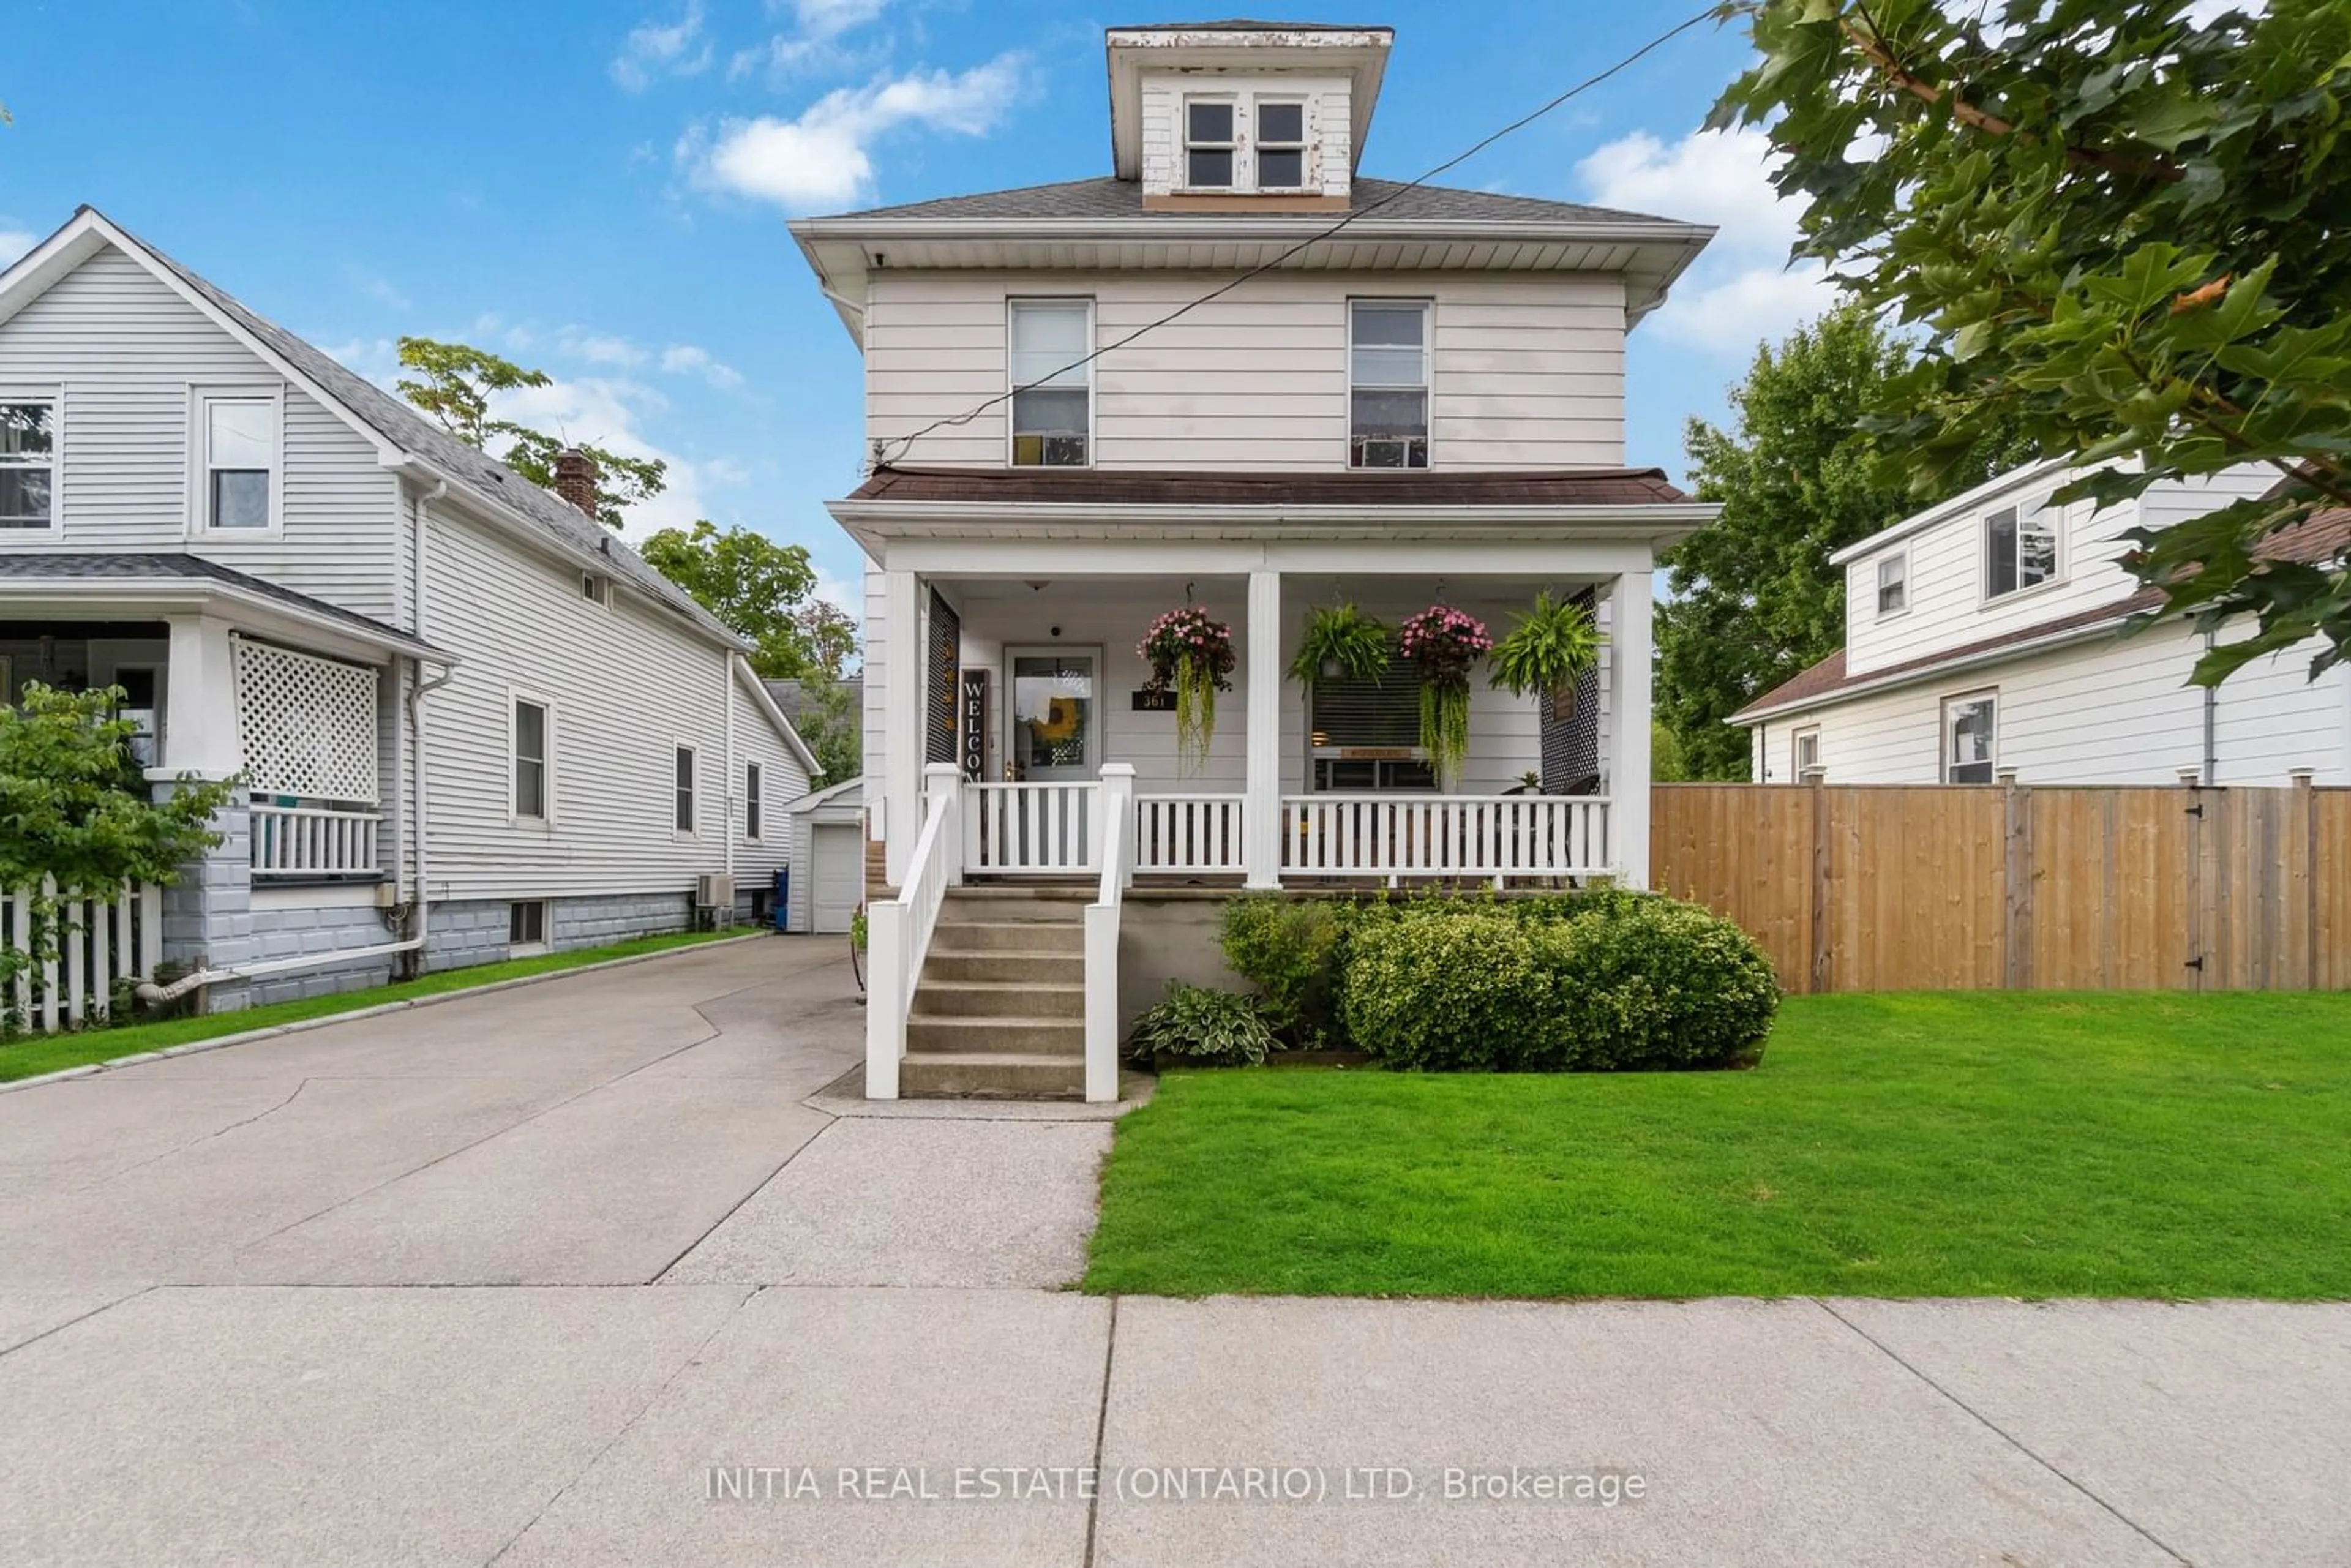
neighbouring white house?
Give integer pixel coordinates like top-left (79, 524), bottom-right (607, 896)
top-left (1732, 458), bottom-right (2351, 788)
top-left (790, 20), bottom-right (1720, 1100)
top-left (0, 208), bottom-right (814, 1018)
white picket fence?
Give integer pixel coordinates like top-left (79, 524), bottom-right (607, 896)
top-left (1133, 793), bottom-right (1247, 875)
top-left (962, 781), bottom-right (1100, 874)
top-left (4, 880), bottom-right (165, 1032)
top-left (1281, 794), bottom-right (1613, 883)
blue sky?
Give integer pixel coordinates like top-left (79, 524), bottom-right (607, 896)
top-left (0, 1), bottom-right (1827, 613)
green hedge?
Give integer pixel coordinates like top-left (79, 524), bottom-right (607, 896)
top-left (1222, 890), bottom-right (1778, 1072)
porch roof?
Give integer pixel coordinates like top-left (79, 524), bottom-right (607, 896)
top-left (0, 554), bottom-right (449, 664)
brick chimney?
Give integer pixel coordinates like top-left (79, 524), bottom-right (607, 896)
top-left (552, 448), bottom-right (599, 519)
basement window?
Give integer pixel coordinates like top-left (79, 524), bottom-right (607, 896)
top-left (508, 899), bottom-right (549, 952)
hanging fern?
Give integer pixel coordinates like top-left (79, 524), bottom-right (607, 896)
top-left (1488, 591), bottom-right (1605, 719)
top-left (1138, 604), bottom-right (1235, 777)
top-left (1289, 603), bottom-right (1391, 689)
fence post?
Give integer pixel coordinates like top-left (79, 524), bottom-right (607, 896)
top-left (2293, 768), bottom-right (2318, 991)
top-left (924, 763), bottom-right (963, 888)
top-left (2002, 774), bottom-right (2033, 990)
top-left (1807, 776), bottom-right (1830, 994)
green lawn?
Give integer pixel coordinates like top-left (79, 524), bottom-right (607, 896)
top-left (0, 928), bottom-right (751, 1084)
top-left (1086, 991), bottom-right (2351, 1300)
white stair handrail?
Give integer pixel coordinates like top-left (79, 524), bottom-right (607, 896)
top-left (1082, 765), bottom-right (1135, 1104)
top-left (866, 763), bottom-right (962, 1100)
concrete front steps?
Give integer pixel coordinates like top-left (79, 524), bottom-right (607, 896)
top-left (902, 886), bottom-right (1090, 1099)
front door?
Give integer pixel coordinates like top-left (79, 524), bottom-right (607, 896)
top-left (1004, 647), bottom-right (1101, 782)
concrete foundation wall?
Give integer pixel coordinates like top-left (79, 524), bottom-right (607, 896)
top-left (1117, 894), bottom-right (1244, 1037)
top-left (246, 901), bottom-right (398, 1006)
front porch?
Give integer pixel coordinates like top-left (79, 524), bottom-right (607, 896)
top-left (864, 552), bottom-right (1662, 1105)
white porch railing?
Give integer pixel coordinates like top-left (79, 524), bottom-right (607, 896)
top-left (5, 879), bottom-right (165, 1032)
top-left (963, 781), bottom-right (1100, 874)
top-left (250, 805), bottom-right (382, 878)
top-left (1083, 766), bottom-right (1135, 1103)
top-left (1281, 794), bottom-right (1613, 883)
top-left (1133, 793), bottom-right (1247, 876)
top-left (866, 764), bottom-right (964, 1100)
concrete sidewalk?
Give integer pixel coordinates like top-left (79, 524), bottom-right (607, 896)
top-left (0, 937), bottom-right (2341, 1565)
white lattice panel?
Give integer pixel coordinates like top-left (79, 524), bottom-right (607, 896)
top-left (233, 637), bottom-right (380, 803)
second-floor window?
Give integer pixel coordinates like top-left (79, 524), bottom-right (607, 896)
top-left (1008, 300), bottom-right (1092, 467)
top-left (513, 697), bottom-right (550, 822)
top-left (200, 392), bottom-right (277, 531)
top-left (1349, 301), bottom-right (1430, 470)
top-left (0, 399), bottom-right (56, 530)
top-left (674, 745), bottom-right (697, 834)
top-left (745, 761), bottom-right (763, 841)
top-left (1985, 500), bottom-right (2057, 599)
top-left (1876, 553), bottom-right (1907, 617)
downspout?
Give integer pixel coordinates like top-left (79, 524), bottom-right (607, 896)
top-left (2202, 628), bottom-right (2219, 785)
top-left (724, 653), bottom-right (738, 884)
top-left (409, 479), bottom-right (453, 969)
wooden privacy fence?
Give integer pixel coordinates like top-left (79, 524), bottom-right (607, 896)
top-left (1652, 781), bottom-right (2351, 994)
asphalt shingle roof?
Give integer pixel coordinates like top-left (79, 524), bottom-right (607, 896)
top-left (99, 212), bottom-right (739, 647)
top-left (0, 552), bottom-right (443, 653)
top-left (823, 175), bottom-right (1677, 227)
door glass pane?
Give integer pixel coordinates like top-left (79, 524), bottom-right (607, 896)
top-left (1013, 655), bottom-right (1094, 776)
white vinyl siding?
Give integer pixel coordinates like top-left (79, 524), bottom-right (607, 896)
top-left (0, 244), bottom-right (401, 618)
top-left (416, 490), bottom-right (807, 900)
top-left (1749, 621), bottom-right (2351, 786)
top-left (864, 271), bottom-right (1626, 471)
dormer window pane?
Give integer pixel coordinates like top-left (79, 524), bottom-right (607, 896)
top-left (1186, 100), bottom-right (1235, 188)
top-left (1257, 101), bottom-right (1305, 188)
top-left (1009, 300), bottom-right (1092, 467)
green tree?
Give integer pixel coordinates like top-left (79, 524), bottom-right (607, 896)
top-left (1651, 719), bottom-right (1690, 784)
top-left (639, 519), bottom-right (830, 679)
top-left (795, 668), bottom-right (864, 786)
top-left (1716, 0), bottom-right (2351, 685)
top-left (0, 685), bottom-right (235, 1011)
top-left (1658, 307), bottom-right (2031, 778)
top-left (395, 337), bottom-right (665, 530)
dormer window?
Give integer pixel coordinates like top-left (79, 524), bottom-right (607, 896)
top-left (1985, 499), bottom-right (2058, 599)
top-left (1185, 100), bottom-right (1236, 188)
top-left (1257, 100), bottom-right (1307, 187)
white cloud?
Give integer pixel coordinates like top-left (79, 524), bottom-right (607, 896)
top-left (1577, 126), bottom-right (1844, 355)
top-left (730, 0), bottom-right (890, 80)
top-left (611, 1), bottom-right (714, 92)
top-left (555, 326), bottom-right (650, 367)
top-left (686, 53), bottom-right (1027, 212)
top-left (492, 375), bottom-right (713, 541)
top-left (662, 343), bottom-right (745, 389)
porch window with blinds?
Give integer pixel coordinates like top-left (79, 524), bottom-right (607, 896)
top-left (1008, 300), bottom-right (1092, 467)
top-left (1310, 651), bottom-right (1436, 792)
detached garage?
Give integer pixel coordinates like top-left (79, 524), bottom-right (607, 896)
top-left (784, 777), bottom-right (866, 934)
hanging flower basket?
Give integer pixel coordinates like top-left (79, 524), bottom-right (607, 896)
top-left (1138, 604), bottom-right (1236, 774)
top-left (1398, 604), bottom-right (1491, 786)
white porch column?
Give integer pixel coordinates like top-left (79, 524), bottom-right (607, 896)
top-left (1243, 569), bottom-right (1283, 888)
top-left (1607, 569), bottom-right (1654, 888)
top-left (880, 569), bottom-right (922, 890)
top-left (146, 613), bottom-right (242, 784)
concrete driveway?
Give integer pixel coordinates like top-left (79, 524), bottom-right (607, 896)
top-left (0, 936), bottom-right (2344, 1566)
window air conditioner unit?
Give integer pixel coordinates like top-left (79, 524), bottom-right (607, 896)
top-left (696, 874), bottom-right (734, 910)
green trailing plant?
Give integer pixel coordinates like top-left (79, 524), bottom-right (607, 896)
top-left (1397, 604), bottom-right (1491, 786)
top-left (1137, 604), bottom-right (1237, 775)
top-left (1127, 980), bottom-right (1282, 1067)
top-left (1289, 602), bottom-right (1391, 689)
top-left (0, 685), bottom-right (234, 1026)
top-left (1488, 591), bottom-right (1604, 721)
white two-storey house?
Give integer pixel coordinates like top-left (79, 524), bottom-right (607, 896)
top-left (790, 20), bottom-right (1720, 1099)
top-left (0, 209), bottom-right (814, 1015)
top-left (1732, 459), bottom-right (2351, 788)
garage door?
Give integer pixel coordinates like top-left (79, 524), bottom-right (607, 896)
top-left (811, 822), bottom-right (861, 934)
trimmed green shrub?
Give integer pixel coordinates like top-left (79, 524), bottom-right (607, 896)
top-left (1220, 895), bottom-right (1358, 1047)
top-left (1340, 912), bottom-right (1552, 1072)
top-left (1548, 900), bottom-right (1780, 1071)
top-left (1337, 895), bottom-right (1779, 1073)
top-left (1128, 981), bottom-right (1283, 1067)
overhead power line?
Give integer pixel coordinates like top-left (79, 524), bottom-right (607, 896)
top-left (868, 6), bottom-right (1720, 470)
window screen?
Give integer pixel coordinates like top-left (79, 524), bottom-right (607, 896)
top-left (1009, 302), bottom-right (1091, 467)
